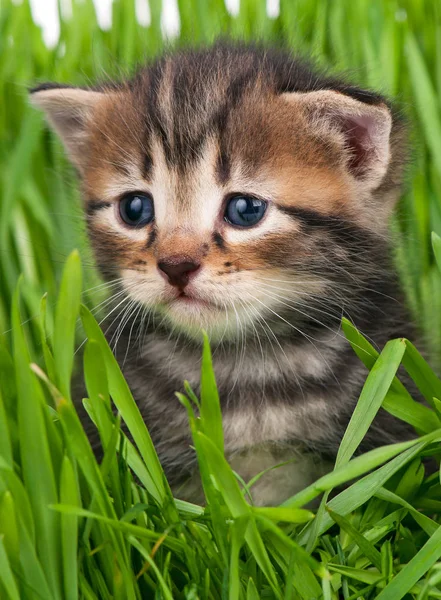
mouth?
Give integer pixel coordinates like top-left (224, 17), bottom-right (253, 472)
top-left (171, 291), bottom-right (215, 309)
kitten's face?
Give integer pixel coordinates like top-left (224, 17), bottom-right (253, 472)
top-left (31, 47), bottom-right (403, 342)
top-left (85, 91), bottom-right (354, 339)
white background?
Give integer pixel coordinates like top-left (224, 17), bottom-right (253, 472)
top-left (29, 0), bottom-right (280, 47)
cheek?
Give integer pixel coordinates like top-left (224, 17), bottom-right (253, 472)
top-left (88, 221), bottom-right (157, 276)
top-left (212, 226), bottom-right (303, 275)
top-left (218, 211), bottom-right (302, 276)
top-left (253, 231), bottom-right (316, 269)
top-left (195, 227), bottom-right (301, 287)
top-left (120, 269), bottom-right (162, 305)
top-left (199, 241), bottom-right (268, 278)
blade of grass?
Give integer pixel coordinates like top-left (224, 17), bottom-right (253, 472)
top-left (0, 491), bottom-right (19, 559)
top-left (11, 280), bottom-right (61, 600)
top-left (60, 455), bottom-right (80, 600)
top-left (406, 32), bottom-right (441, 180)
top-left (326, 508), bottom-right (382, 570)
top-left (336, 338), bottom-right (406, 467)
top-left (341, 319), bottom-right (439, 432)
top-left (229, 516), bottom-right (248, 600)
top-left (374, 488), bottom-right (438, 536)
top-left (0, 536), bottom-right (20, 600)
top-left (52, 250), bottom-right (82, 400)
top-left (376, 524), bottom-right (441, 600)
top-left (401, 339), bottom-right (441, 408)
top-left (128, 536), bottom-right (174, 600)
top-left (0, 388), bottom-right (12, 468)
top-left (80, 305), bottom-right (174, 513)
top-left (200, 332), bottom-right (224, 454)
top-left (50, 504), bottom-right (184, 553)
top-left (283, 436), bottom-right (426, 508)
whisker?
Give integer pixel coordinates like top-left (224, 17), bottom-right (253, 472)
top-left (246, 301), bottom-right (304, 402)
top-left (257, 287), bottom-right (344, 327)
top-left (228, 300), bottom-right (246, 399)
top-left (236, 298), bottom-right (266, 403)
top-left (122, 301), bottom-right (145, 365)
top-left (244, 292), bottom-right (339, 389)
top-left (112, 299), bottom-right (139, 355)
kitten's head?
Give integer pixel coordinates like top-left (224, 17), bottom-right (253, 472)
top-left (31, 43), bottom-right (407, 342)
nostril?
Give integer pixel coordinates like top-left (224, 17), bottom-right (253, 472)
top-left (157, 261), bottom-right (200, 278)
top-left (157, 258), bottom-right (201, 287)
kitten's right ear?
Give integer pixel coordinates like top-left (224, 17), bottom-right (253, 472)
top-left (30, 84), bottom-right (105, 173)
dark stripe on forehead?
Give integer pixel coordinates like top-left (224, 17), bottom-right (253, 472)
top-left (144, 61), bottom-right (173, 166)
top-left (143, 154), bottom-right (153, 180)
top-left (139, 55), bottom-right (259, 172)
top-left (216, 145), bottom-right (230, 185)
top-left (227, 72), bottom-right (255, 108)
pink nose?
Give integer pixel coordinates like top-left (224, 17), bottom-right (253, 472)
top-left (157, 257), bottom-right (200, 288)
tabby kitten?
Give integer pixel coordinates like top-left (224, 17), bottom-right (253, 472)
top-left (31, 42), bottom-right (414, 506)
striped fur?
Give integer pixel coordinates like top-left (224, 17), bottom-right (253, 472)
top-left (31, 42), bottom-right (416, 505)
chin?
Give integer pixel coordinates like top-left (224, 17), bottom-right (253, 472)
top-left (155, 299), bottom-right (246, 342)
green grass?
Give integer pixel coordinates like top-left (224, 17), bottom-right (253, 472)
top-left (2, 0), bottom-right (441, 598)
top-left (3, 249), bottom-right (441, 599)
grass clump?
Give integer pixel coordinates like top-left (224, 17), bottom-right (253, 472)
top-left (1, 249), bottom-right (441, 599)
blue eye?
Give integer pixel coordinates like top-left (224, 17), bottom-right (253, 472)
top-left (224, 195), bottom-right (267, 227)
top-left (119, 193), bottom-right (154, 227)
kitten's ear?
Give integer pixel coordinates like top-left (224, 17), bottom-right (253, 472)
top-left (30, 85), bottom-right (105, 173)
top-left (282, 90), bottom-right (392, 189)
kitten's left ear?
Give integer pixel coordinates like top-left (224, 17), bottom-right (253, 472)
top-left (282, 90), bottom-right (392, 190)
top-left (30, 84), bottom-right (105, 173)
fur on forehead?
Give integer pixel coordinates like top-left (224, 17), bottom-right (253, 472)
top-left (30, 41), bottom-right (407, 210)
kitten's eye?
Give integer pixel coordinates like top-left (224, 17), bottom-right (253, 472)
top-left (119, 194), bottom-right (154, 227)
top-left (224, 196), bottom-right (267, 227)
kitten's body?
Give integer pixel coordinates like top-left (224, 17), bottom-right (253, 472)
top-left (32, 43), bottom-right (415, 505)
top-left (111, 314), bottom-right (413, 505)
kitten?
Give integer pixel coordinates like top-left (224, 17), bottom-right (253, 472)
top-left (31, 42), bottom-right (415, 506)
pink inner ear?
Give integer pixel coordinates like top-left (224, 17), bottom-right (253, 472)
top-left (340, 114), bottom-right (376, 178)
top-left (283, 90), bottom-right (392, 186)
